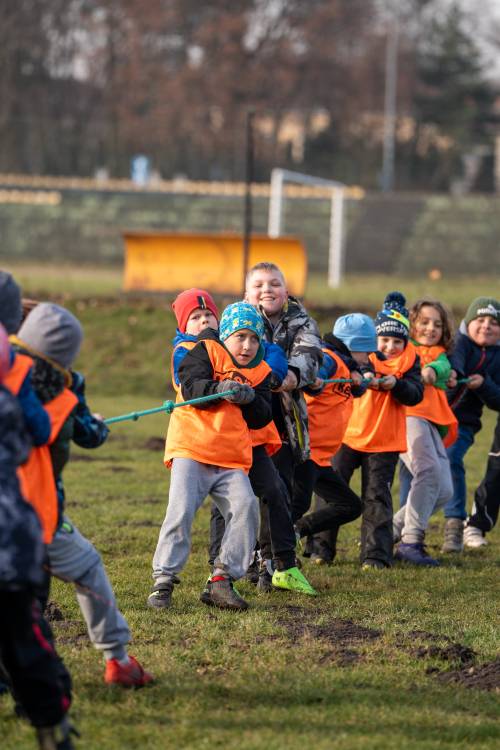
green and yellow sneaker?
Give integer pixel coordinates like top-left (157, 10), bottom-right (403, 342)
top-left (271, 567), bottom-right (318, 596)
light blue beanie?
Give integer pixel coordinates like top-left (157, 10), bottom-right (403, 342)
top-left (333, 313), bottom-right (377, 352)
top-left (219, 302), bottom-right (264, 342)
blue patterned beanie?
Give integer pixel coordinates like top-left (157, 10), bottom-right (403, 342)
top-left (374, 291), bottom-right (410, 340)
top-left (219, 302), bottom-right (264, 342)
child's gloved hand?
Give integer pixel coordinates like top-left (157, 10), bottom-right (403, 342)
top-left (216, 380), bottom-right (255, 404)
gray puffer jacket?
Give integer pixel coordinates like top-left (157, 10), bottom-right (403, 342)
top-left (261, 296), bottom-right (322, 462)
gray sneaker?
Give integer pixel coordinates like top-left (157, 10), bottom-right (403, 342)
top-left (441, 518), bottom-right (464, 553)
top-left (200, 577), bottom-right (249, 611)
top-left (147, 580), bottom-right (175, 609)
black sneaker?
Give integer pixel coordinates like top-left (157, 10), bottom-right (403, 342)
top-left (200, 576), bottom-right (248, 611)
top-left (257, 562), bottom-right (274, 593)
top-left (147, 580), bottom-right (175, 609)
top-left (244, 555), bottom-right (260, 585)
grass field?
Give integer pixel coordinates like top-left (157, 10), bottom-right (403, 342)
top-left (0, 267), bottom-right (499, 749)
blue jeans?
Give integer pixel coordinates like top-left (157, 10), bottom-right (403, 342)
top-left (399, 461), bottom-right (412, 507)
top-left (443, 424), bottom-right (475, 520)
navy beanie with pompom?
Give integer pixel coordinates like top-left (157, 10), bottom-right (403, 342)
top-left (374, 291), bottom-right (410, 340)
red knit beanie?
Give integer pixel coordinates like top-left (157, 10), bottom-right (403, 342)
top-left (172, 288), bottom-right (219, 333)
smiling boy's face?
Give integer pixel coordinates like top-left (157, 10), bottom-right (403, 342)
top-left (377, 336), bottom-right (405, 359)
top-left (467, 316), bottom-right (500, 347)
top-left (245, 269), bottom-right (288, 321)
top-left (224, 328), bottom-right (260, 365)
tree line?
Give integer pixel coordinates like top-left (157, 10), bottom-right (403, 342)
top-left (1, 0), bottom-right (497, 191)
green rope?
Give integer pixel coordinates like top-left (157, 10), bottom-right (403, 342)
top-left (322, 378), bottom-right (354, 384)
top-left (104, 390), bottom-right (238, 425)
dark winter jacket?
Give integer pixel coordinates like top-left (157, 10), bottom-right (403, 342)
top-left (177, 327), bottom-right (273, 431)
top-left (447, 321), bottom-right (500, 434)
top-left (260, 296), bottom-right (323, 461)
top-left (0, 384), bottom-right (45, 591)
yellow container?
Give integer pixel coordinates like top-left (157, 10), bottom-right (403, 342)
top-left (123, 232), bottom-right (307, 296)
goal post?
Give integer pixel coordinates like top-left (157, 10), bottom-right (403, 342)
top-left (267, 168), bottom-right (346, 288)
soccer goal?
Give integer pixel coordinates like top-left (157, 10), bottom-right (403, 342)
top-left (267, 168), bottom-right (347, 288)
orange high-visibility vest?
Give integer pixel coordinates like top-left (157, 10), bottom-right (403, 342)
top-left (305, 350), bottom-right (353, 466)
top-left (171, 339), bottom-right (281, 458)
top-left (406, 344), bottom-right (458, 448)
top-left (166, 338), bottom-right (271, 472)
top-left (344, 343), bottom-right (417, 453)
top-left (3, 352), bottom-right (32, 393)
top-left (5, 352), bottom-right (77, 542)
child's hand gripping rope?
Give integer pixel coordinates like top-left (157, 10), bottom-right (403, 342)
top-left (103, 389), bottom-right (241, 425)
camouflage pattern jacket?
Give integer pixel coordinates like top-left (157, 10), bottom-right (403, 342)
top-left (261, 296), bottom-right (322, 462)
top-left (0, 385), bottom-right (45, 591)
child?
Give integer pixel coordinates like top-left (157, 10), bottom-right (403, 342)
top-left (394, 298), bottom-right (458, 566)
top-left (149, 301), bottom-right (274, 611)
top-left (333, 292), bottom-right (424, 569)
top-left (442, 296), bottom-right (500, 552)
top-left (466, 412), bottom-right (500, 546)
top-left (14, 302), bottom-right (153, 688)
top-left (243, 262), bottom-right (323, 589)
top-left (170, 290), bottom-right (316, 596)
top-left (0, 322), bottom-right (76, 750)
top-left (293, 314), bottom-right (377, 562)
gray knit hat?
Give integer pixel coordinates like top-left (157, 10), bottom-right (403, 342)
top-left (464, 297), bottom-right (500, 326)
top-left (0, 271), bottom-right (23, 334)
top-left (18, 303), bottom-right (83, 369)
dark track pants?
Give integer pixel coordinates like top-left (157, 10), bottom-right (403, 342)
top-left (0, 591), bottom-right (71, 728)
top-left (469, 414), bottom-right (500, 533)
top-left (293, 459), bottom-right (362, 560)
top-left (332, 444), bottom-right (399, 567)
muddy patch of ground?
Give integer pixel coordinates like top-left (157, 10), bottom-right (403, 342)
top-left (143, 436), bottom-right (165, 451)
top-left (437, 657), bottom-right (500, 692)
top-left (46, 601), bottom-right (65, 622)
top-left (395, 629), bottom-right (500, 691)
top-left (277, 605), bottom-right (381, 666)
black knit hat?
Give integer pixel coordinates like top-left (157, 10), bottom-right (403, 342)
top-left (374, 291), bottom-right (410, 340)
top-left (0, 271), bottom-right (22, 334)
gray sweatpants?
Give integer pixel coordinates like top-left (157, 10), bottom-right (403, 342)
top-left (153, 458), bottom-right (259, 584)
top-left (394, 417), bottom-right (454, 544)
top-left (48, 517), bottom-right (130, 660)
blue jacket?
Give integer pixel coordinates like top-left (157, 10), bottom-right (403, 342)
top-left (171, 329), bottom-right (288, 389)
top-left (10, 349), bottom-right (50, 446)
top-left (448, 321), bottom-right (500, 434)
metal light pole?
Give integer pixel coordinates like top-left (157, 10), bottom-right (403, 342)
top-left (242, 109), bottom-right (255, 295)
top-left (381, 22), bottom-right (399, 192)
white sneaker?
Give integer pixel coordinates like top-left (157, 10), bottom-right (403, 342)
top-left (464, 525), bottom-right (488, 549)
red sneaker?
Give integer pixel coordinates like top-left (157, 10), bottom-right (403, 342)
top-left (104, 655), bottom-right (154, 688)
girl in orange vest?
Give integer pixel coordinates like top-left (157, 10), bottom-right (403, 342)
top-left (393, 298), bottom-right (458, 566)
top-left (293, 315), bottom-right (378, 562)
top-left (149, 301), bottom-right (274, 612)
top-left (334, 292), bottom-right (424, 569)
top-left (15, 302), bottom-right (153, 689)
